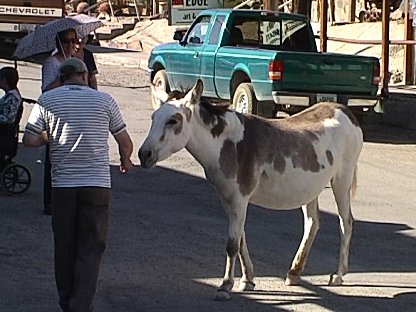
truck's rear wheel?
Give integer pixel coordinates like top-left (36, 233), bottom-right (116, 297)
top-left (151, 69), bottom-right (170, 110)
top-left (232, 83), bottom-right (257, 115)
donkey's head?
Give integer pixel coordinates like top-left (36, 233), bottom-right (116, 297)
top-left (139, 80), bottom-right (203, 168)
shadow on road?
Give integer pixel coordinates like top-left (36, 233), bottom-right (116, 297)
top-left (362, 112), bottom-right (416, 144)
top-left (1, 135), bottom-right (415, 311)
top-left (103, 163), bottom-right (415, 311)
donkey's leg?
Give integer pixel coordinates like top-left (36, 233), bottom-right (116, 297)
top-left (329, 176), bottom-right (354, 286)
top-left (238, 231), bottom-right (255, 291)
top-left (285, 198), bottom-right (320, 286)
top-left (215, 198), bottom-right (249, 300)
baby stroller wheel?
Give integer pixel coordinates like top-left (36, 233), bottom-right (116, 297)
top-left (1, 163), bottom-right (31, 195)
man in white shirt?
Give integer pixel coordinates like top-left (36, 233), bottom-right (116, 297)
top-left (23, 58), bottom-right (133, 312)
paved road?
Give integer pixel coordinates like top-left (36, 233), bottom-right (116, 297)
top-left (0, 60), bottom-right (415, 311)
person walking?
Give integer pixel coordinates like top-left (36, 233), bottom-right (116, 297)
top-left (23, 58), bottom-right (133, 312)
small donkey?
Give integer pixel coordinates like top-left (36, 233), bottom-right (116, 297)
top-left (139, 80), bottom-right (363, 300)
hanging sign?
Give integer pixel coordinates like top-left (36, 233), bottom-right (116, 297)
top-left (168, 0), bottom-right (223, 26)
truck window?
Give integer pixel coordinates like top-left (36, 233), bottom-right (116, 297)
top-left (186, 15), bottom-right (211, 45)
top-left (279, 20), bottom-right (313, 52)
top-left (208, 15), bottom-right (225, 45)
top-left (228, 16), bottom-right (314, 52)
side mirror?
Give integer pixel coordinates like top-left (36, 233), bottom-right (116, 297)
top-left (173, 29), bottom-right (185, 41)
top-left (189, 36), bottom-right (201, 44)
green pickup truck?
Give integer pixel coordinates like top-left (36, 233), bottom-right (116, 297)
top-left (148, 9), bottom-right (380, 117)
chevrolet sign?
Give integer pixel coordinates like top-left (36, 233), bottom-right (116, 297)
top-left (0, 5), bottom-right (62, 17)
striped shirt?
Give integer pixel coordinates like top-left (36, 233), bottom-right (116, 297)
top-left (25, 84), bottom-right (126, 188)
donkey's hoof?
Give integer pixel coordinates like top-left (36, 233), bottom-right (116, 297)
top-left (285, 273), bottom-right (301, 286)
top-left (238, 281), bottom-right (255, 291)
top-left (214, 290), bottom-right (231, 301)
top-left (328, 274), bottom-right (343, 286)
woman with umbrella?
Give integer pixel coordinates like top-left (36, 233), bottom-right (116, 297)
top-left (13, 15), bottom-right (104, 215)
top-left (41, 28), bottom-right (79, 92)
top-left (13, 14), bottom-right (103, 92)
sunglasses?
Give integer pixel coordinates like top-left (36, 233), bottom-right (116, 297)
top-left (62, 38), bottom-right (78, 45)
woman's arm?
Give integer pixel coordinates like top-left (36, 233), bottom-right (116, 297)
top-left (89, 74), bottom-right (98, 90)
top-left (41, 57), bottom-right (61, 92)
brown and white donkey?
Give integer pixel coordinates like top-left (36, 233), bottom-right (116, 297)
top-left (139, 80), bottom-right (363, 300)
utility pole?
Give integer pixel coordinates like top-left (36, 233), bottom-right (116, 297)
top-left (319, 0), bottom-right (328, 52)
top-left (381, 0), bottom-right (390, 95)
top-left (404, 0), bottom-right (414, 84)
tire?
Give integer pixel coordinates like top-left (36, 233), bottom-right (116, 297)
top-left (232, 83), bottom-right (257, 115)
top-left (1, 163), bottom-right (31, 195)
top-left (151, 69), bottom-right (170, 110)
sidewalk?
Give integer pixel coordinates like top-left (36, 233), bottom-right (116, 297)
top-left (89, 45), bottom-right (150, 71)
top-left (95, 51), bottom-right (149, 70)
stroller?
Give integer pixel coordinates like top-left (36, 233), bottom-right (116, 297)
top-left (0, 100), bottom-right (31, 195)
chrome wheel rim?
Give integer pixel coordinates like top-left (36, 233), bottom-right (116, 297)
top-left (236, 93), bottom-right (249, 114)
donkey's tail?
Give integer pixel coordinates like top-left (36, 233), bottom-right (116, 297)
top-left (351, 166), bottom-right (358, 199)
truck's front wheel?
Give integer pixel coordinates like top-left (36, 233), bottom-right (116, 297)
top-left (151, 69), bottom-right (170, 110)
top-left (232, 83), bottom-right (257, 115)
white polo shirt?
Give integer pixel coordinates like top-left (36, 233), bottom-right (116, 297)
top-left (25, 84), bottom-right (127, 188)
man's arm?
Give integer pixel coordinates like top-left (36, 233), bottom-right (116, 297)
top-left (114, 129), bottom-right (133, 172)
top-left (23, 131), bottom-right (48, 147)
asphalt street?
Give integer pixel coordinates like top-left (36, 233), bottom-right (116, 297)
top-left (0, 58), bottom-right (415, 312)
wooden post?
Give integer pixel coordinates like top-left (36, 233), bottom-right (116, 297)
top-left (404, 0), bottom-right (414, 85)
top-left (320, 0), bottom-right (328, 52)
top-left (349, 0), bottom-right (356, 23)
top-left (381, 0), bottom-right (390, 95)
top-left (146, 0), bottom-right (152, 16)
top-left (264, 0), bottom-right (281, 11)
top-left (133, 0), bottom-right (141, 20)
top-left (108, 0), bottom-right (119, 22)
top-left (328, 0), bottom-right (334, 25)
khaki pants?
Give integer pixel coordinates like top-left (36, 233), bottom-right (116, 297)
top-left (51, 187), bottom-right (110, 312)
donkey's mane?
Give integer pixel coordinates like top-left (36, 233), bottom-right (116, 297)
top-left (167, 89), bottom-right (230, 117)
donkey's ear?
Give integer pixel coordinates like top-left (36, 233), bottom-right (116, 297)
top-left (151, 84), bottom-right (169, 109)
top-left (184, 79), bottom-right (203, 106)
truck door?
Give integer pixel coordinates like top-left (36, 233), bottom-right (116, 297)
top-left (199, 14), bottom-right (225, 98)
top-left (169, 15), bottom-right (211, 90)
